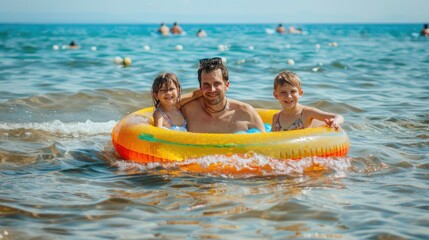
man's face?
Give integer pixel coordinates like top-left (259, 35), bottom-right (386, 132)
top-left (200, 69), bottom-right (229, 105)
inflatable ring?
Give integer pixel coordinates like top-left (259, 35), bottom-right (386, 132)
top-left (112, 107), bottom-right (350, 170)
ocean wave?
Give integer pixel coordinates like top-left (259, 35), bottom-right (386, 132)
top-left (0, 120), bottom-right (116, 138)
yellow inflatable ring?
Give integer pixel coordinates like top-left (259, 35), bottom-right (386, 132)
top-left (112, 107), bottom-right (350, 172)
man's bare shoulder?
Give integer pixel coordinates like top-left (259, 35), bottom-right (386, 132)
top-left (229, 99), bottom-right (257, 114)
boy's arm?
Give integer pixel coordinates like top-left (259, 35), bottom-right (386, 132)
top-left (325, 114), bottom-right (344, 130)
top-left (308, 107), bottom-right (344, 130)
top-left (271, 112), bottom-right (279, 132)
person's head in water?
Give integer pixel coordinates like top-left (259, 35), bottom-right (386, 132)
top-left (69, 41), bottom-right (79, 49)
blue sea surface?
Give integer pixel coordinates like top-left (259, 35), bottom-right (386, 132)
top-left (0, 23), bottom-right (428, 239)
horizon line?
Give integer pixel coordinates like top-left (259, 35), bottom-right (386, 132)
top-left (0, 22), bottom-right (426, 25)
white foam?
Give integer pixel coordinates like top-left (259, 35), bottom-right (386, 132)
top-left (265, 28), bottom-right (275, 35)
top-left (0, 120), bottom-right (117, 137)
top-left (236, 59), bottom-right (246, 65)
top-left (112, 152), bottom-right (351, 178)
top-left (217, 44), bottom-right (230, 51)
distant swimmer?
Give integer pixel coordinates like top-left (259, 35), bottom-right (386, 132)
top-left (69, 41), bottom-right (79, 49)
top-left (288, 26), bottom-right (303, 34)
top-left (170, 22), bottom-right (183, 35)
top-left (158, 22), bottom-right (169, 36)
top-left (196, 29), bottom-right (207, 38)
top-left (420, 24), bottom-right (429, 37)
top-left (276, 24), bottom-right (286, 34)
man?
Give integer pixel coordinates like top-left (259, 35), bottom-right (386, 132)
top-left (158, 23), bottom-right (169, 36)
top-left (170, 22), bottom-right (183, 35)
top-left (421, 24), bottom-right (429, 37)
top-left (181, 57), bottom-right (265, 133)
top-left (276, 24), bottom-right (286, 34)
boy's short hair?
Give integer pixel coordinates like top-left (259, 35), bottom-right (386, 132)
top-left (274, 71), bottom-right (301, 90)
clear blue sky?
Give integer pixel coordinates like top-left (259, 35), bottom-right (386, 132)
top-left (0, 0), bottom-right (427, 24)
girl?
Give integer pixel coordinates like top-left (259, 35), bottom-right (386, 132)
top-left (151, 73), bottom-right (187, 131)
top-left (272, 71), bottom-right (344, 132)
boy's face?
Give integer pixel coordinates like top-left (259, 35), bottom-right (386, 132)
top-left (273, 84), bottom-right (303, 109)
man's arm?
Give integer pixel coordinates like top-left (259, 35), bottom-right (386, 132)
top-left (242, 103), bottom-right (266, 132)
top-left (177, 89), bottom-right (202, 109)
top-left (250, 110), bottom-right (266, 132)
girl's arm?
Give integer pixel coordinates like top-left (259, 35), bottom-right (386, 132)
top-left (177, 89), bottom-right (202, 109)
top-left (153, 110), bottom-right (165, 128)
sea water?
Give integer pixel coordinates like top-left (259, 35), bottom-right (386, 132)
top-left (0, 23), bottom-right (428, 239)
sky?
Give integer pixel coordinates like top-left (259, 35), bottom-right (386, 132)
top-left (0, 0), bottom-right (427, 24)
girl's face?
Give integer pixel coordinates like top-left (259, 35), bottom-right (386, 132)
top-left (273, 84), bottom-right (303, 110)
top-left (154, 81), bottom-right (179, 107)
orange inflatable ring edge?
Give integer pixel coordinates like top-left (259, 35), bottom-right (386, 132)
top-left (112, 107), bottom-right (350, 163)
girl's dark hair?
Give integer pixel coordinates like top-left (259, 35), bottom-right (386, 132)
top-left (151, 72), bottom-right (181, 107)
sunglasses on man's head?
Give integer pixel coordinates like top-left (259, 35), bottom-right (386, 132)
top-left (198, 57), bottom-right (223, 69)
